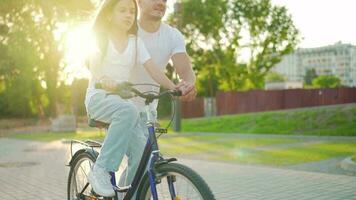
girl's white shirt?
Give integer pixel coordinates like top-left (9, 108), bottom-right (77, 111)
top-left (85, 35), bottom-right (151, 108)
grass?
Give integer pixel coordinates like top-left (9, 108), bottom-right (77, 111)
top-left (171, 104), bottom-right (356, 136)
top-left (352, 156), bottom-right (356, 162)
top-left (158, 135), bottom-right (298, 155)
top-left (159, 136), bottom-right (356, 166)
top-left (5, 104), bottom-right (356, 166)
top-left (220, 141), bottom-right (356, 166)
top-left (7, 130), bottom-right (356, 166)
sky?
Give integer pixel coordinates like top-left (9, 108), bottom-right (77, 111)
top-left (271, 0), bottom-right (356, 48)
top-left (168, 0), bottom-right (356, 48)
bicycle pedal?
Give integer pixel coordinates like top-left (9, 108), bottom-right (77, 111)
top-left (155, 128), bottom-right (167, 134)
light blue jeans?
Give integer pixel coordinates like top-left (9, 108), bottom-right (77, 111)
top-left (86, 91), bottom-right (149, 192)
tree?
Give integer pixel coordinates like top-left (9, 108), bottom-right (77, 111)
top-left (0, 0), bottom-right (93, 117)
top-left (304, 68), bottom-right (317, 85)
top-left (71, 78), bottom-right (88, 116)
top-left (312, 75), bottom-right (341, 88)
top-left (171, 0), bottom-right (299, 95)
top-left (265, 72), bottom-right (285, 83)
top-left (0, 29), bottom-right (44, 117)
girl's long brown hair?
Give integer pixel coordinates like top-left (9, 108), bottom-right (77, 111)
top-left (92, 0), bottom-right (138, 60)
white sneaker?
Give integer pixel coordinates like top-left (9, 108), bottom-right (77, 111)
top-left (88, 164), bottom-right (115, 197)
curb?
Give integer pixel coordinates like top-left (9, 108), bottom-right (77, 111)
top-left (340, 156), bottom-right (356, 173)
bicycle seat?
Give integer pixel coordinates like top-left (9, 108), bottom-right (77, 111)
top-left (88, 118), bottom-right (109, 129)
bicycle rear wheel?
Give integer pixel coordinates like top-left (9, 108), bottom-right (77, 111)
top-left (67, 150), bottom-right (111, 200)
top-left (137, 162), bottom-right (215, 200)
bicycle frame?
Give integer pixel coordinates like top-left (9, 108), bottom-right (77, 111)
top-left (68, 110), bottom-right (177, 200)
top-left (68, 84), bottom-right (182, 200)
top-left (114, 103), bottom-right (177, 200)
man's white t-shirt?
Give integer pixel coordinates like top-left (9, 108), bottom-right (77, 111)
top-left (129, 22), bottom-right (187, 112)
top-left (85, 36), bottom-right (151, 108)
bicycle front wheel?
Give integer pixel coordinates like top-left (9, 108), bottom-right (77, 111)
top-left (138, 162), bottom-right (215, 200)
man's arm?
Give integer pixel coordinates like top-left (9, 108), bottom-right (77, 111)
top-left (143, 59), bottom-right (176, 90)
top-left (171, 52), bottom-right (197, 101)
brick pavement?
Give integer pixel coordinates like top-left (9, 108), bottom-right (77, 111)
top-left (0, 138), bottom-right (355, 200)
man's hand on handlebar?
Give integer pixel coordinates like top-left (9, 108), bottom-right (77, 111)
top-left (175, 81), bottom-right (197, 102)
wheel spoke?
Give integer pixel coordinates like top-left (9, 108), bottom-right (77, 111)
top-left (145, 171), bottom-right (204, 200)
top-left (69, 154), bottom-right (97, 200)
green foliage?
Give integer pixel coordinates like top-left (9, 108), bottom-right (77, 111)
top-left (0, 24), bottom-right (45, 117)
top-left (312, 75), bottom-right (341, 88)
top-left (265, 72), bottom-right (285, 83)
top-left (172, 0), bottom-right (299, 95)
top-left (0, 0), bottom-right (93, 117)
top-left (304, 68), bottom-right (317, 85)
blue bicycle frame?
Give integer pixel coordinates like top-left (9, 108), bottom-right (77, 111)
top-left (141, 104), bottom-right (177, 200)
top-left (108, 103), bottom-right (177, 200)
top-left (68, 83), bottom-right (182, 200)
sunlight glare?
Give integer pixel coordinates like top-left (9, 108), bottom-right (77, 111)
top-left (63, 23), bottom-right (96, 83)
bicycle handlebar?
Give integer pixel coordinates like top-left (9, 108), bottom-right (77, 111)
top-left (95, 82), bottom-right (182, 102)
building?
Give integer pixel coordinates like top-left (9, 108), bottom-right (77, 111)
top-left (272, 42), bottom-right (356, 87)
top-left (265, 81), bottom-right (303, 90)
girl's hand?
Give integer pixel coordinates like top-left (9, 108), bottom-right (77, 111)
top-left (99, 76), bottom-right (117, 91)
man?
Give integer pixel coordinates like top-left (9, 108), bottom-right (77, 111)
top-left (122, 0), bottom-right (197, 198)
top-left (129, 0), bottom-right (197, 111)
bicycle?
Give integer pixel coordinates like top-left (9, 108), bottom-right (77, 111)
top-left (66, 82), bottom-right (215, 200)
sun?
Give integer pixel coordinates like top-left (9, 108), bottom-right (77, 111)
top-left (63, 23), bottom-right (97, 83)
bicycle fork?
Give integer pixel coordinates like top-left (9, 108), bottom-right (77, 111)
top-left (147, 125), bottom-right (160, 200)
top-left (148, 154), bottom-right (178, 200)
top-left (147, 125), bottom-right (178, 200)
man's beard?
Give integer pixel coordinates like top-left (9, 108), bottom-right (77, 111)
top-left (144, 12), bottom-right (164, 21)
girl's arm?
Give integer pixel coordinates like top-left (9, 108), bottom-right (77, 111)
top-left (88, 55), bottom-right (117, 91)
top-left (143, 59), bottom-right (176, 90)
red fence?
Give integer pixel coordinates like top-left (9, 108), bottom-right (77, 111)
top-left (181, 88), bottom-right (356, 118)
top-left (216, 88), bottom-right (356, 115)
top-left (181, 97), bottom-right (204, 118)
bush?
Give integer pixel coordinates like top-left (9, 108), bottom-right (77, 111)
top-left (312, 75), bottom-right (341, 88)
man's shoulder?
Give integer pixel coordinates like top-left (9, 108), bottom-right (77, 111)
top-left (160, 22), bottom-right (183, 37)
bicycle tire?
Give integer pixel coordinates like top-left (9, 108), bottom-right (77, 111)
top-left (137, 162), bottom-right (215, 200)
top-left (67, 150), bottom-right (113, 200)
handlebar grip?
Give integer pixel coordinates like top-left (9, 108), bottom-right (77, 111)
top-left (171, 90), bottom-right (182, 97)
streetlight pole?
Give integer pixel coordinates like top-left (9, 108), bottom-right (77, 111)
top-left (172, 1), bottom-right (182, 132)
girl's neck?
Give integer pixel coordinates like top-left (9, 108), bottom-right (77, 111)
top-left (109, 29), bottom-right (130, 53)
top-left (139, 17), bottom-right (161, 33)
top-left (109, 28), bottom-right (128, 42)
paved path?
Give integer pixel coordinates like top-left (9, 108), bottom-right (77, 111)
top-left (0, 138), bottom-right (355, 200)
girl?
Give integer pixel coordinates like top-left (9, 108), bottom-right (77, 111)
top-left (85, 0), bottom-right (181, 197)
